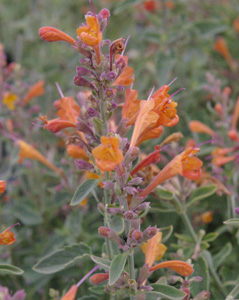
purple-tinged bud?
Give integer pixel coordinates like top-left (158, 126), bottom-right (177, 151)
top-left (193, 291), bottom-right (210, 300)
top-left (75, 160), bottom-right (94, 170)
top-left (115, 85), bottom-right (124, 93)
top-left (128, 177), bottom-right (143, 186)
top-left (108, 207), bottom-right (123, 216)
top-left (117, 119), bottom-right (131, 137)
top-left (76, 66), bottom-right (95, 78)
top-left (124, 211), bottom-right (137, 220)
top-left (131, 230), bottom-right (143, 241)
top-left (108, 101), bottom-right (117, 112)
top-left (99, 8), bottom-right (110, 19)
top-left (76, 119), bottom-right (98, 142)
top-left (12, 290), bottom-right (26, 300)
top-left (102, 181), bottom-right (114, 190)
top-left (86, 107), bottom-right (100, 118)
top-left (137, 264), bottom-right (152, 284)
top-left (74, 75), bottom-right (98, 92)
top-left (142, 226), bottom-right (157, 240)
top-left (73, 40), bottom-right (92, 58)
top-left (101, 71), bottom-right (117, 81)
top-left (189, 276), bottom-right (202, 283)
top-left (79, 58), bottom-right (90, 65)
top-left (141, 286), bottom-right (153, 292)
top-left (105, 88), bottom-right (115, 99)
top-left (109, 38), bottom-right (125, 70)
top-left (124, 147), bottom-right (140, 166)
top-left (235, 207), bottom-right (239, 214)
top-left (124, 186), bottom-right (137, 195)
top-left (128, 279), bottom-right (137, 289)
top-left (98, 226), bottom-right (123, 246)
top-left (134, 202), bottom-right (151, 218)
top-left (103, 39), bottom-right (111, 47)
top-left (115, 56), bottom-right (127, 72)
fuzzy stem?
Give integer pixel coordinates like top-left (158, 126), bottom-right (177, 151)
top-left (99, 84), bottom-right (107, 136)
top-left (226, 279), bottom-right (239, 300)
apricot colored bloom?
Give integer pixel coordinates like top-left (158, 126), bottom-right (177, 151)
top-left (22, 80), bottom-right (45, 105)
top-left (113, 55), bottom-right (134, 86)
top-left (66, 144), bottom-right (88, 160)
top-left (130, 85), bottom-right (178, 147)
top-left (122, 89), bottom-right (140, 125)
top-left (196, 211), bottom-right (213, 224)
top-left (150, 260), bottom-right (194, 277)
top-left (2, 92), bottom-right (18, 110)
top-left (189, 121), bottom-right (215, 136)
top-left (233, 16), bottom-right (239, 32)
top-left (61, 285), bottom-right (78, 300)
top-left (0, 225), bottom-right (17, 245)
top-left (212, 147), bottom-right (238, 167)
top-left (41, 117), bottom-right (76, 133)
top-left (213, 37), bottom-right (233, 67)
top-left (0, 180), bottom-right (6, 193)
top-left (39, 27), bottom-right (76, 45)
top-left (18, 140), bottom-right (62, 176)
top-left (92, 136), bottom-right (124, 172)
top-left (228, 129), bottom-right (239, 142)
top-left (141, 231), bottom-right (167, 268)
top-left (141, 147), bottom-right (202, 197)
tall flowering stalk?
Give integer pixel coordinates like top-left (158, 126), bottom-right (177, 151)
top-left (36, 3), bottom-right (213, 300)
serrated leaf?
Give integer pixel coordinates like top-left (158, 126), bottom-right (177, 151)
top-left (187, 185), bottom-right (217, 208)
top-left (33, 243), bottom-right (91, 274)
top-left (190, 256), bottom-right (209, 297)
top-left (70, 179), bottom-right (98, 206)
top-left (212, 243), bottom-right (232, 270)
top-left (91, 256), bottom-right (111, 271)
top-left (203, 232), bottom-right (219, 242)
top-left (223, 218), bottom-right (239, 227)
top-left (0, 264), bottom-right (24, 275)
top-left (149, 284), bottom-right (186, 299)
top-left (156, 187), bottom-right (174, 200)
top-left (160, 225), bottom-right (174, 243)
top-left (109, 252), bottom-right (127, 285)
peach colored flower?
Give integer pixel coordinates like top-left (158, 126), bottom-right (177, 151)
top-left (141, 147), bottom-right (202, 197)
top-left (0, 180), bottom-right (6, 194)
top-left (122, 89), bottom-right (140, 125)
top-left (189, 121), bottom-right (215, 136)
top-left (149, 260), bottom-right (194, 277)
top-left (39, 27), bottom-right (76, 45)
top-left (66, 144), bottom-right (88, 160)
top-left (113, 55), bottom-right (134, 86)
top-left (22, 80), bottom-right (45, 105)
top-left (0, 225), bottom-right (17, 245)
top-left (17, 140), bottom-right (62, 176)
top-left (213, 37), bottom-right (233, 67)
top-left (92, 136), bottom-right (124, 172)
top-left (61, 285), bottom-right (78, 300)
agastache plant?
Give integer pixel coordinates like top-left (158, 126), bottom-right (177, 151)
top-left (37, 3), bottom-right (211, 300)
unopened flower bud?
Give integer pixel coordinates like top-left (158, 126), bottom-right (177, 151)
top-left (228, 129), bottom-right (238, 141)
top-left (124, 186), bottom-right (137, 195)
top-left (99, 8), bottom-right (110, 20)
top-left (142, 226), bottom-right (157, 239)
top-left (115, 56), bottom-right (127, 72)
top-left (128, 177), bottom-right (143, 186)
top-left (124, 147), bottom-right (140, 166)
top-left (214, 103), bottom-right (223, 117)
top-left (235, 207), bottom-right (239, 214)
top-left (76, 66), bottom-right (95, 78)
top-left (115, 85), bottom-right (124, 92)
top-left (74, 75), bottom-right (98, 92)
top-left (128, 279), bottom-right (137, 288)
top-left (98, 226), bottom-right (123, 246)
top-left (108, 101), bottom-right (117, 112)
top-left (86, 107), bottom-right (100, 118)
top-left (189, 276), bottom-right (202, 282)
top-left (124, 211), bottom-right (137, 220)
top-left (102, 181), bottom-right (114, 190)
top-left (193, 291), bottom-right (210, 300)
top-left (105, 88), bottom-right (115, 99)
top-left (90, 273), bottom-right (109, 285)
top-left (108, 207), bottom-right (123, 215)
top-left (101, 71), bottom-right (117, 81)
top-left (170, 275), bottom-right (183, 284)
top-left (132, 230), bottom-right (143, 241)
top-left (137, 264), bottom-right (151, 284)
top-left (75, 160), bottom-right (94, 170)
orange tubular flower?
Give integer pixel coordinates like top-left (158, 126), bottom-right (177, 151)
top-left (189, 121), bottom-right (215, 136)
top-left (18, 140), bottom-right (62, 176)
top-left (231, 96), bottom-right (239, 130)
top-left (130, 85), bottom-right (179, 148)
top-left (113, 55), bottom-right (134, 86)
top-left (212, 147), bottom-right (237, 167)
top-left (90, 273), bottom-right (109, 285)
top-left (0, 180), bottom-right (6, 193)
top-left (122, 89), bottom-right (140, 125)
top-left (92, 136), bottom-right (124, 172)
top-left (39, 27), bottom-right (76, 45)
top-left (61, 285), bottom-right (78, 300)
top-left (66, 144), bottom-right (88, 160)
top-left (77, 16), bottom-right (102, 64)
top-left (141, 231), bottom-right (167, 268)
top-left (22, 80), bottom-right (45, 105)
top-left (149, 260), bottom-right (194, 277)
top-left (213, 37), bottom-right (233, 67)
top-left (41, 118), bottom-right (76, 133)
top-left (131, 146), bottom-right (161, 176)
top-left (233, 16), bottom-right (239, 32)
top-left (0, 225), bottom-right (18, 245)
top-left (141, 147), bottom-right (202, 198)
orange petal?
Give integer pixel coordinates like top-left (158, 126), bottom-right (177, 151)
top-left (0, 180), bottom-right (6, 194)
top-left (22, 80), bottom-right (45, 105)
top-left (66, 144), bottom-right (88, 160)
top-left (122, 89), bottom-right (140, 125)
top-left (61, 285), bottom-right (78, 300)
top-left (18, 140), bottom-right (62, 176)
top-left (114, 66), bottom-right (134, 86)
top-left (213, 37), bottom-right (233, 66)
top-left (0, 226), bottom-right (16, 245)
top-left (39, 27), bottom-right (75, 45)
top-left (136, 126), bottom-right (164, 146)
top-left (189, 121), bottom-right (215, 136)
top-left (90, 273), bottom-right (109, 285)
top-left (149, 260), bottom-right (194, 276)
top-left (212, 155), bottom-right (236, 167)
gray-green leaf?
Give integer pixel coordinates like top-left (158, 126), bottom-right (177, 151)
top-left (187, 185), bottom-right (217, 208)
top-left (109, 252), bottom-right (127, 285)
top-left (149, 284), bottom-right (186, 299)
top-left (70, 179), bottom-right (98, 206)
top-left (223, 218), bottom-right (239, 227)
top-left (0, 264), bottom-right (24, 275)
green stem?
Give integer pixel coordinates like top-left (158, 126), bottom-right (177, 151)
top-left (226, 278), bottom-right (239, 300)
top-left (99, 84), bottom-right (107, 136)
top-left (173, 196), bottom-right (227, 297)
